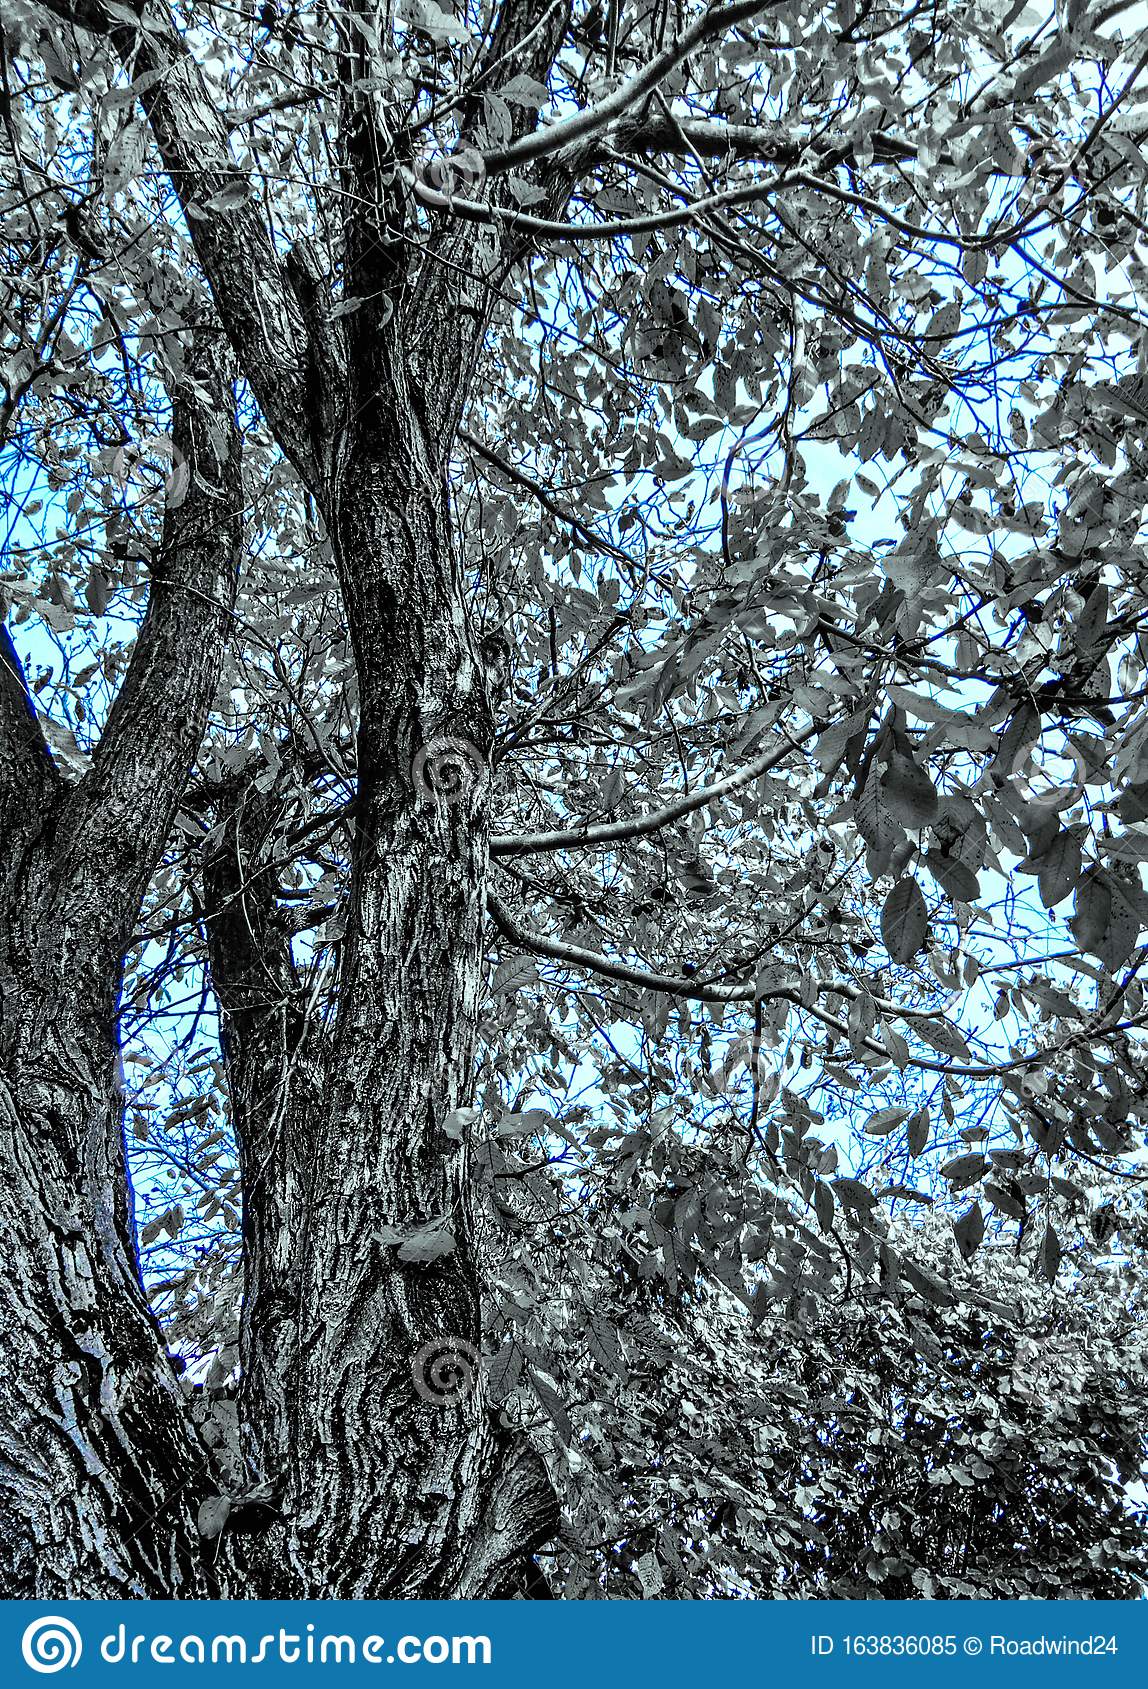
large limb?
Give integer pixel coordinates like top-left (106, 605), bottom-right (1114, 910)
top-left (54, 324), bottom-right (242, 996)
top-left (0, 325), bottom-right (242, 1596)
top-left (34, 0), bottom-right (317, 483)
top-left (199, 773), bottom-right (323, 1583)
top-left (482, 1), bottom-right (778, 174)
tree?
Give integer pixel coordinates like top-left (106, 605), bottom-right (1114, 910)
top-left (2, 0), bottom-right (1148, 1598)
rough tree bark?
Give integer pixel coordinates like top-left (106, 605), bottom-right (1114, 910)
top-left (3, 0), bottom-right (567, 1597)
top-left (0, 327), bottom-right (242, 1594)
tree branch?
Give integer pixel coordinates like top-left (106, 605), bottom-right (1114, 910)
top-left (33, 0), bottom-right (318, 483)
top-left (491, 889), bottom-right (1118, 1081)
top-left (54, 321), bottom-right (242, 971)
top-left (460, 428), bottom-right (634, 566)
top-left (486, 891), bottom-right (941, 1024)
top-left (490, 720), bottom-right (821, 856)
top-left (198, 768), bottom-right (327, 1510)
top-left (481, 1), bottom-right (778, 176)
top-left (602, 116), bottom-right (917, 170)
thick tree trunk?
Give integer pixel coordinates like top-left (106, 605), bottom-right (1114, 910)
top-left (197, 419), bottom-right (556, 1595)
top-left (0, 980), bottom-right (209, 1595)
top-left (280, 467), bottom-right (527, 1595)
top-left (0, 327), bottom-right (241, 1596)
top-left (3, 0), bottom-right (567, 1591)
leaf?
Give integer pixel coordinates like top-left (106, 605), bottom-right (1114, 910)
top-left (633, 1550), bottom-right (664, 1597)
top-left (397, 1221), bottom-right (457, 1265)
top-left (652, 654), bottom-right (679, 711)
top-left (902, 1259), bottom-right (955, 1306)
top-left (864, 1105), bottom-right (910, 1136)
top-left (196, 1495), bottom-right (231, 1541)
top-left (586, 1316), bottom-right (628, 1380)
top-left (401, 0), bottom-right (471, 40)
top-left (1070, 870), bottom-right (1141, 969)
top-left (497, 1106), bottom-right (552, 1138)
top-left (924, 299), bottom-right (960, 341)
top-left (883, 1023), bottom-right (910, 1070)
top-left (486, 1339), bottom-right (523, 1401)
top-left (856, 775), bottom-right (903, 857)
top-left (498, 73), bottom-right (550, 108)
top-left (953, 1201), bottom-right (985, 1262)
top-left (529, 1369), bottom-right (572, 1442)
top-left (103, 122), bottom-right (146, 196)
top-left (832, 1176), bottom-right (876, 1213)
top-left (880, 750), bottom-right (938, 826)
top-left (813, 1180), bottom-right (835, 1232)
top-left (491, 956), bottom-right (539, 995)
top-left (600, 765), bottom-right (624, 811)
top-left (442, 1106), bottom-right (479, 1141)
top-left (1039, 1223), bottom-right (1063, 1283)
top-left (941, 1153), bottom-right (989, 1192)
top-left (912, 1016), bottom-right (973, 1061)
top-left (198, 179), bottom-right (253, 214)
top-left (995, 699), bottom-right (1040, 776)
top-left (907, 1106), bottom-right (931, 1157)
top-left (1077, 582), bottom-right (1109, 655)
top-left (881, 876), bottom-right (928, 962)
top-left (1034, 828), bottom-right (1083, 909)
top-left (922, 850), bottom-right (980, 903)
top-left (985, 1181), bottom-right (1025, 1221)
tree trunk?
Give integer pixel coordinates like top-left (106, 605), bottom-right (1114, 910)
top-left (196, 395), bottom-right (556, 1594)
top-left (0, 327), bottom-right (241, 1595)
top-left (2, 0), bottom-right (566, 1592)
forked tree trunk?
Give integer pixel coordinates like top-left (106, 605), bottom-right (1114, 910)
top-left (3, 0), bottom-right (566, 1594)
top-left (0, 327), bottom-right (555, 1598)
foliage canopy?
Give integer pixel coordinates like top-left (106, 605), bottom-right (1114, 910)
top-left (2, 0), bottom-right (1148, 1596)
